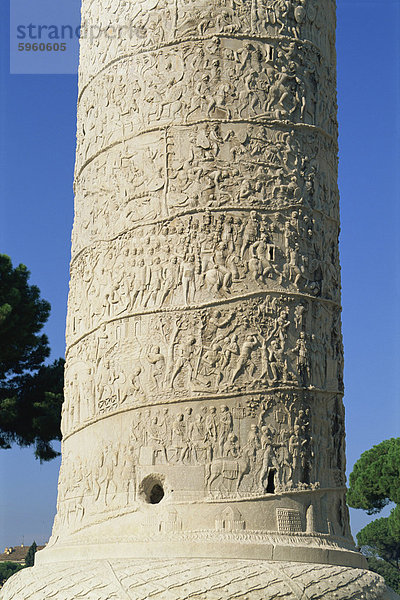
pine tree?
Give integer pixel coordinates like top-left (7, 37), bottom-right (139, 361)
top-left (348, 438), bottom-right (400, 593)
top-left (24, 541), bottom-right (38, 567)
top-left (0, 255), bottom-right (64, 460)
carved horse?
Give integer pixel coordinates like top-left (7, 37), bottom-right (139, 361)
top-left (201, 264), bottom-right (232, 295)
top-left (205, 451), bottom-right (251, 493)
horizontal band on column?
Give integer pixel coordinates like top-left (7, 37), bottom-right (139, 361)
top-left (74, 118), bottom-right (336, 181)
top-left (78, 32), bottom-right (325, 103)
top-left (70, 203), bottom-right (340, 267)
top-left (65, 288), bottom-right (341, 354)
top-left (62, 387), bottom-right (342, 441)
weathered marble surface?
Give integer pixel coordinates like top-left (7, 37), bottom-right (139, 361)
top-left (0, 559), bottom-right (398, 600)
top-left (3, 0), bottom-right (399, 597)
top-left (46, 0), bottom-right (354, 564)
top-left (2, 559), bottom-right (399, 600)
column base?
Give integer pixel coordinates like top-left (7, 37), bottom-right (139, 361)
top-left (1, 558), bottom-right (399, 600)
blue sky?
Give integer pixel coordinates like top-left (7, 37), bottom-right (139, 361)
top-left (0, 0), bottom-right (399, 549)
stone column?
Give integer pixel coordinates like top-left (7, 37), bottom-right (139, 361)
top-left (2, 0), bottom-right (399, 598)
top-left (58, 0), bottom-right (350, 558)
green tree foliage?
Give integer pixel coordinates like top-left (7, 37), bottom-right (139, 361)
top-left (0, 255), bottom-right (64, 461)
top-left (348, 438), bottom-right (400, 592)
top-left (0, 255), bottom-right (50, 378)
top-left (0, 360), bottom-right (64, 460)
top-left (0, 562), bottom-right (24, 586)
top-left (24, 541), bottom-right (37, 567)
top-left (348, 438), bottom-right (400, 513)
top-left (365, 557), bottom-right (400, 594)
top-left (357, 514), bottom-right (400, 569)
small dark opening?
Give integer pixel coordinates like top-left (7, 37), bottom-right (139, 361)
top-left (149, 484), bottom-right (164, 504)
top-left (302, 463), bottom-right (310, 485)
top-left (266, 469), bottom-right (276, 494)
top-left (269, 248), bottom-right (274, 260)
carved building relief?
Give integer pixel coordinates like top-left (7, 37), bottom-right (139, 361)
top-left (54, 385), bottom-right (348, 543)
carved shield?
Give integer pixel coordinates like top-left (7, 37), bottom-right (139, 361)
top-left (222, 460), bottom-right (240, 480)
top-left (294, 6), bottom-right (306, 24)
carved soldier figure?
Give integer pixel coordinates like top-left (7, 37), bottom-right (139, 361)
top-left (292, 331), bottom-right (311, 386)
top-left (180, 254), bottom-right (196, 305)
top-left (240, 211), bottom-right (259, 259)
top-left (205, 406), bottom-right (218, 459)
top-left (231, 335), bottom-right (258, 384)
top-left (201, 342), bottom-right (223, 389)
top-left (294, 302), bottom-right (307, 330)
top-left (288, 424), bottom-right (307, 485)
top-left (170, 336), bottom-right (197, 390)
top-left (116, 444), bottom-right (136, 505)
top-left (244, 424), bottom-right (261, 463)
top-left (147, 345), bottom-right (166, 390)
top-left (218, 405), bottom-right (233, 457)
top-left (148, 416), bottom-right (168, 463)
top-left (225, 432), bottom-right (240, 458)
top-left (259, 426), bottom-right (279, 492)
top-left (220, 334), bottom-right (240, 380)
top-left (188, 413), bottom-right (205, 463)
top-left (134, 257), bottom-right (150, 307)
top-left (171, 413), bottom-right (188, 463)
top-left (268, 339), bottom-right (287, 383)
top-left (160, 256), bottom-right (179, 306)
top-left (207, 309), bottom-right (235, 339)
